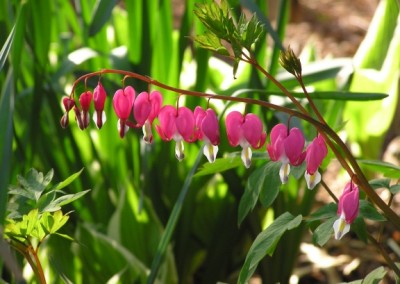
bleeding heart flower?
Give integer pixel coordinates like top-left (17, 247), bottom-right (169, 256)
top-left (304, 134), bottom-right (328, 189)
top-left (76, 91), bottom-right (92, 130)
top-left (267, 123), bottom-right (305, 184)
top-left (92, 82), bottom-right (107, 129)
top-left (112, 86), bottom-right (135, 138)
top-left (194, 106), bottom-right (220, 163)
top-left (333, 182), bottom-right (359, 240)
top-left (225, 111), bottom-right (266, 168)
top-left (156, 105), bottom-right (196, 161)
top-left (134, 91), bottom-right (163, 144)
top-left (60, 97), bottom-right (76, 128)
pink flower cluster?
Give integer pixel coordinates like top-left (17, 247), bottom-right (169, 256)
top-left (61, 83), bottom-right (328, 187)
top-left (267, 123), bottom-right (328, 189)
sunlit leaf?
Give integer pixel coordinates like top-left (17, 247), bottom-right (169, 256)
top-left (237, 13), bottom-right (266, 50)
top-left (88, 0), bottom-right (117, 36)
top-left (194, 157), bottom-right (243, 177)
top-left (0, 25), bottom-right (15, 72)
top-left (47, 190), bottom-right (91, 211)
top-left (192, 31), bottom-right (230, 56)
top-left (51, 168), bottom-right (84, 192)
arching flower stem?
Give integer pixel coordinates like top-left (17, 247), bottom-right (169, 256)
top-left (67, 69), bottom-right (400, 229)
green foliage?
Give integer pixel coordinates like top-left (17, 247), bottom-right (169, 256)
top-left (193, 0), bottom-right (265, 76)
top-left (4, 168), bottom-right (89, 242)
top-left (7, 168), bottom-right (89, 219)
top-left (238, 212), bottom-right (302, 283)
top-left (1, 0), bottom-right (399, 282)
top-left (341, 266), bottom-right (387, 284)
top-left (238, 161), bottom-right (281, 225)
top-left (358, 159), bottom-right (400, 179)
top-left (4, 209), bottom-right (71, 243)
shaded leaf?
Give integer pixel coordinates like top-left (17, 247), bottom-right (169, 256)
top-left (369, 178), bottom-right (391, 190)
top-left (390, 184), bottom-right (400, 194)
top-left (238, 164), bottom-right (267, 225)
top-left (359, 200), bottom-right (386, 222)
top-left (312, 216), bottom-right (335, 247)
top-left (307, 203), bottom-right (337, 223)
top-left (259, 162), bottom-right (282, 208)
top-left (238, 212), bottom-right (302, 283)
top-left (352, 216), bottom-right (368, 243)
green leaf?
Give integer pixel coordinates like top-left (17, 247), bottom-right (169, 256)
top-left (238, 212), bottom-right (302, 283)
top-left (37, 191), bottom-right (57, 212)
top-left (147, 152), bottom-right (203, 283)
top-left (369, 178), bottom-right (391, 190)
top-left (341, 266), bottom-right (387, 284)
top-left (307, 203), bottom-right (337, 223)
top-left (194, 157), bottom-right (243, 177)
top-left (363, 266), bottom-right (387, 283)
top-left (259, 162), bottom-right (282, 208)
top-left (88, 0), bottom-right (117, 36)
top-left (0, 25), bottom-right (15, 72)
top-left (194, 0), bottom-right (233, 39)
top-left (46, 190), bottom-right (91, 212)
top-left (192, 31), bottom-right (230, 56)
top-left (358, 159), bottom-right (400, 178)
top-left (0, 70), bottom-right (14, 223)
top-left (359, 200), bottom-right (386, 222)
top-left (51, 168), bottom-right (84, 191)
top-left (8, 169), bottom-right (54, 203)
top-left (390, 184), bottom-right (400, 194)
top-left (237, 13), bottom-right (266, 51)
top-left (44, 210), bottom-right (70, 234)
top-left (238, 164), bottom-right (267, 225)
top-left (290, 162), bottom-right (306, 179)
top-left (351, 216), bottom-right (368, 243)
top-left (76, 223), bottom-right (148, 282)
top-left (312, 216), bottom-right (336, 247)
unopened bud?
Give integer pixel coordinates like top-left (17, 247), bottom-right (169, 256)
top-left (279, 46), bottom-right (302, 77)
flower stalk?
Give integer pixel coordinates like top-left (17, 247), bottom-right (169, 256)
top-left (66, 68), bottom-right (400, 230)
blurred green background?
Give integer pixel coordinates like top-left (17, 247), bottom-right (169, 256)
top-left (1, 0), bottom-right (399, 283)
